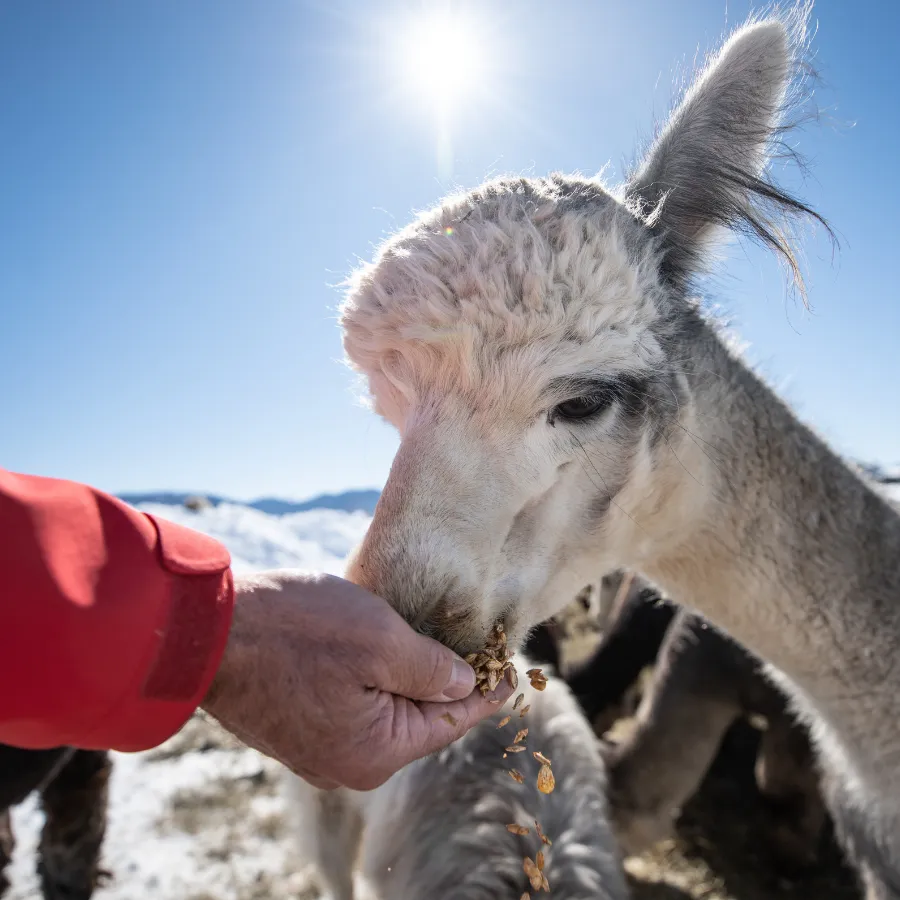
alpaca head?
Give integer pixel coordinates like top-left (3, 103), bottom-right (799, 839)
top-left (340, 12), bottom-right (822, 655)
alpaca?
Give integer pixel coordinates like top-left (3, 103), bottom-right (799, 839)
top-left (566, 573), bottom-right (677, 734)
top-left (0, 745), bottom-right (111, 900)
top-left (559, 572), bottom-right (826, 869)
top-left (338, 7), bottom-right (900, 897)
top-left (285, 656), bottom-right (629, 900)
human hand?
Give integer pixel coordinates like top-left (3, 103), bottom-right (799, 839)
top-left (201, 570), bottom-right (514, 790)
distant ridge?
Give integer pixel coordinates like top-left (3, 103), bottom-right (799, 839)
top-left (118, 488), bottom-right (381, 516)
top-left (118, 461), bottom-right (899, 517)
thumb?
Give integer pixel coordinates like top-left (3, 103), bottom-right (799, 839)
top-left (378, 631), bottom-right (476, 702)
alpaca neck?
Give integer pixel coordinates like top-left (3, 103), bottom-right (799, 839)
top-left (636, 313), bottom-right (900, 793)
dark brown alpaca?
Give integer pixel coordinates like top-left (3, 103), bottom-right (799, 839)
top-left (0, 745), bottom-right (111, 899)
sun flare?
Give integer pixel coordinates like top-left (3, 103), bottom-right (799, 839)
top-left (397, 9), bottom-right (486, 117)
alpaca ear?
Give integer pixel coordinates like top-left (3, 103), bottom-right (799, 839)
top-left (626, 18), bottom-right (804, 285)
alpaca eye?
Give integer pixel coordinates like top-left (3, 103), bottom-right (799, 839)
top-left (552, 393), bottom-right (613, 422)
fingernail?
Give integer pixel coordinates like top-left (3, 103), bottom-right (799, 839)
top-left (438, 659), bottom-right (476, 701)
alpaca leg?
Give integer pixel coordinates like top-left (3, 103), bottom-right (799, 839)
top-left (316, 790), bottom-right (363, 900)
top-left (565, 579), bottom-right (677, 734)
top-left (753, 706), bottom-right (827, 870)
top-left (285, 774), bottom-right (362, 900)
top-left (0, 810), bottom-right (14, 897)
top-left (604, 610), bottom-right (747, 855)
top-left (0, 746), bottom-right (74, 811)
top-left (37, 750), bottom-right (111, 900)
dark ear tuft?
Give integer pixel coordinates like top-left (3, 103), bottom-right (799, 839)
top-left (625, 4), bottom-right (833, 299)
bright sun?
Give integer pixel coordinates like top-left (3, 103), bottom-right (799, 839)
top-left (398, 9), bottom-right (486, 117)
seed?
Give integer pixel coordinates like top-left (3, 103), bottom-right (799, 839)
top-left (536, 850), bottom-right (545, 871)
top-left (523, 857), bottom-right (543, 892)
top-left (520, 894), bottom-right (530, 900)
top-left (506, 824), bottom-right (530, 836)
top-left (485, 658), bottom-right (504, 672)
top-left (525, 668), bottom-right (548, 690)
top-left (532, 751), bottom-right (551, 766)
top-left (497, 715), bottom-right (511, 729)
top-left (537, 764), bottom-right (555, 794)
top-left (505, 745), bottom-right (526, 753)
top-left (541, 872), bottom-right (550, 892)
top-left (513, 728), bottom-right (528, 744)
top-left (534, 820), bottom-right (552, 846)
top-left (513, 693), bottom-right (525, 710)
top-left (465, 652), bottom-right (479, 665)
top-left (519, 704), bottom-right (531, 717)
top-left (506, 665), bottom-right (519, 690)
top-left (508, 769), bottom-right (524, 784)
top-left (440, 713), bottom-right (458, 727)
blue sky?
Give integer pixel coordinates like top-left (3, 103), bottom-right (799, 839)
top-left (1, 0), bottom-right (897, 501)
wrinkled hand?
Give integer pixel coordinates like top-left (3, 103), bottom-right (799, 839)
top-left (201, 570), bottom-right (513, 791)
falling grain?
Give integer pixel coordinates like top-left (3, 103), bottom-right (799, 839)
top-left (537, 764), bottom-right (555, 794)
top-left (523, 857), bottom-right (543, 892)
top-left (534, 820), bottom-right (552, 846)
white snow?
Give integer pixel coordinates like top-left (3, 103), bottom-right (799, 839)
top-left (5, 501), bottom-right (373, 900)
top-left (136, 502), bottom-right (372, 576)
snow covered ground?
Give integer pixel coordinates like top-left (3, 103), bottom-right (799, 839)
top-left (5, 502), bottom-right (373, 900)
top-left (136, 502), bottom-right (373, 576)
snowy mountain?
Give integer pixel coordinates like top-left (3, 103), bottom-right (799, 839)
top-left (134, 501), bottom-right (372, 575)
top-left (118, 488), bottom-right (381, 517)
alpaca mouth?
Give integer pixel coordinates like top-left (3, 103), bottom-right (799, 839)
top-left (420, 608), bottom-right (514, 659)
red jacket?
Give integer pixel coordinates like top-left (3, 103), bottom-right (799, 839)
top-left (0, 469), bottom-right (235, 753)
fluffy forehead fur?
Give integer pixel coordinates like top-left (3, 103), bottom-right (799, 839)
top-left (340, 176), bottom-right (675, 428)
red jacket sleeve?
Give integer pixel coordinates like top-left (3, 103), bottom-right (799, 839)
top-left (0, 469), bottom-right (235, 753)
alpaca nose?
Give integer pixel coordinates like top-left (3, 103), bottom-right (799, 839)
top-left (346, 534), bottom-right (487, 652)
top-left (417, 599), bottom-right (488, 657)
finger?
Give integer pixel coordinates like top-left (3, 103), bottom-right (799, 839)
top-left (388, 678), bottom-right (516, 770)
top-left (376, 628), bottom-right (477, 703)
